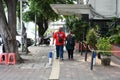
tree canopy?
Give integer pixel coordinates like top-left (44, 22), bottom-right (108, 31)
top-left (65, 15), bottom-right (89, 41)
top-left (23, 0), bottom-right (75, 37)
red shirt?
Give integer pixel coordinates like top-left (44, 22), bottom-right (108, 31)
top-left (53, 31), bottom-right (66, 45)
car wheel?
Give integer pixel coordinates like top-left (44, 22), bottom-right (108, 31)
top-left (17, 40), bottom-right (21, 47)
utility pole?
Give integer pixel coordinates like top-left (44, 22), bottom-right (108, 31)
top-left (34, 13), bottom-right (37, 46)
top-left (20, 0), bottom-right (23, 51)
top-left (19, 0), bottom-right (28, 51)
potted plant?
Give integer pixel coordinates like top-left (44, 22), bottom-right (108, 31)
top-left (96, 37), bottom-right (112, 66)
top-left (86, 28), bottom-right (97, 49)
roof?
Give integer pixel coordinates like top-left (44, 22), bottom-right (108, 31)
top-left (50, 4), bottom-right (120, 20)
top-left (50, 4), bottom-right (91, 17)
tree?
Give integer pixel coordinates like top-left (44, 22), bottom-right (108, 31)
top-left (65, 16), bottom-right (89, 41)
top-left (0, 0), bottom-right (23, 62)
top-left (23, 0), bottom-right (75, 37)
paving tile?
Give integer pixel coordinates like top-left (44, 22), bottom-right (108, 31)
top-left (0, 46), bottom-right (54, 80)
top-left (0, 46), bottom-right (120, 80)
top-left (59, 52), bottom-right (120, 80)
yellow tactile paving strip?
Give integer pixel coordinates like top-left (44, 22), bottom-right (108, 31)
top-left (49, 51), bottom-right (60, 80)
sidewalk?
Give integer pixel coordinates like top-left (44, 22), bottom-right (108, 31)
top-left (0, 45), bottom-right (54, 80)
top-left (59, 51), bottom-right (120, 80)
top-left (0, 46), bottom-right (120, 80)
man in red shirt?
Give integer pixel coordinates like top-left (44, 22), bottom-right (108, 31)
top-left (53, 27), bottom-right (66, 60)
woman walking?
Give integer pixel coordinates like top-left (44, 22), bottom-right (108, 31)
top-left (66, 30), bottom-right (75, 60)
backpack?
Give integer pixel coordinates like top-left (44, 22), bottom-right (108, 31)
top-left (67, 35), bottom-right (75, 46)
top-left (70, 37), bottom-right (75, 46)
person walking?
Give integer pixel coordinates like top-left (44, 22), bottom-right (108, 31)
top-left (53, 27), bottom-right (66, 60)
top-left (66, 30), bottom-right (75, 60)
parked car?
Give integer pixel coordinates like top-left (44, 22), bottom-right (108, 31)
top-left (0, 35), bottom-right (33, 52)
top-left (27, 38), bottom-right (34, 47)
top-left (16, 36), bottom-right (34, 47)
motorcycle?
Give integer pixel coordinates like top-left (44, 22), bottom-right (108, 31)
top-left (39, 36), bottom-right (51, 45)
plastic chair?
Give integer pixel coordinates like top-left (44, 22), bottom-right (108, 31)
top-left (0, 53), bottom-right (8, 65)
top-left (7, 53), bottom-right (16, 65)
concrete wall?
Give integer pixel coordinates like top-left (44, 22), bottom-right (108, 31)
top-left (118, 0), bottom-right (120, 18)
top-left (88, 0), bottom-right (120, 18)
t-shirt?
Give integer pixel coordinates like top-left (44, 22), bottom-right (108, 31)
top-left (53, 31), bottom-right (66, 45)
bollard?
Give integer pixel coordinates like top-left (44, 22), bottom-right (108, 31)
top-left (85, 44), bottom-right (88, 61)
top-left (90, 51), bottom-right (96, 70)
top-left (90, 51), bottom-right (94, 70)
top-left (81, 42), bottom-right (83, 55)
top-left (49, 51), bottom-right (53, 65)
top-left (79, 42), bottom-right (80, 53)
top-left (93, 51), bottom-right (96, 65)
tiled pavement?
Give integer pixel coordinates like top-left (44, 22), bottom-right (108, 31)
top-left (59, 52), bottom-right (120, 80)
top-left (0, 45), bottom-right (54, 80)
top-left (0, 45), bottom-right (120, 80)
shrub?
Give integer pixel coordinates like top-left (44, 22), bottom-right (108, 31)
top-left (96, 37), bottom-right (111, 56)
top-left (86, 28), bottom-right (97, 48)
top-left (110, 33), bottom-right (120, 44)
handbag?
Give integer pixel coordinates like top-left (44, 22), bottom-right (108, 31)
top-left (58, 33), bottom-right (63, 43)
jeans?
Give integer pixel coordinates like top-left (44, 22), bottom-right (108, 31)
top-left (56, 45), bottom-right (64, 59)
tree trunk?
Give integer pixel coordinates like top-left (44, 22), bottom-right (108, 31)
top-left (0, 0), bottom-right (23, 63)
top-left (37, 21), bottom-right (44, 37)
top-left (37, 18), bottom-right (48, 37)
top-left (0, 0), bottom-right (12, 53)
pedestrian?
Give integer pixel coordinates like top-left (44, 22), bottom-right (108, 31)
top-left (53, 27), bottom-right (66, 60)
top-left (66, 30), bottom-right (75, 60)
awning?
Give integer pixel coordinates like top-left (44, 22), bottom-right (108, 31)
top-left (50, 4), bottom-right (114, 19)
top-left (50, 4), bottom-right (91, 17)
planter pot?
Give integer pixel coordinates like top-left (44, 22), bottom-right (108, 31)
top-left (101, 55), bottom-right (111, 66)
top-left (97, 52), bottom-right (101, 59)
